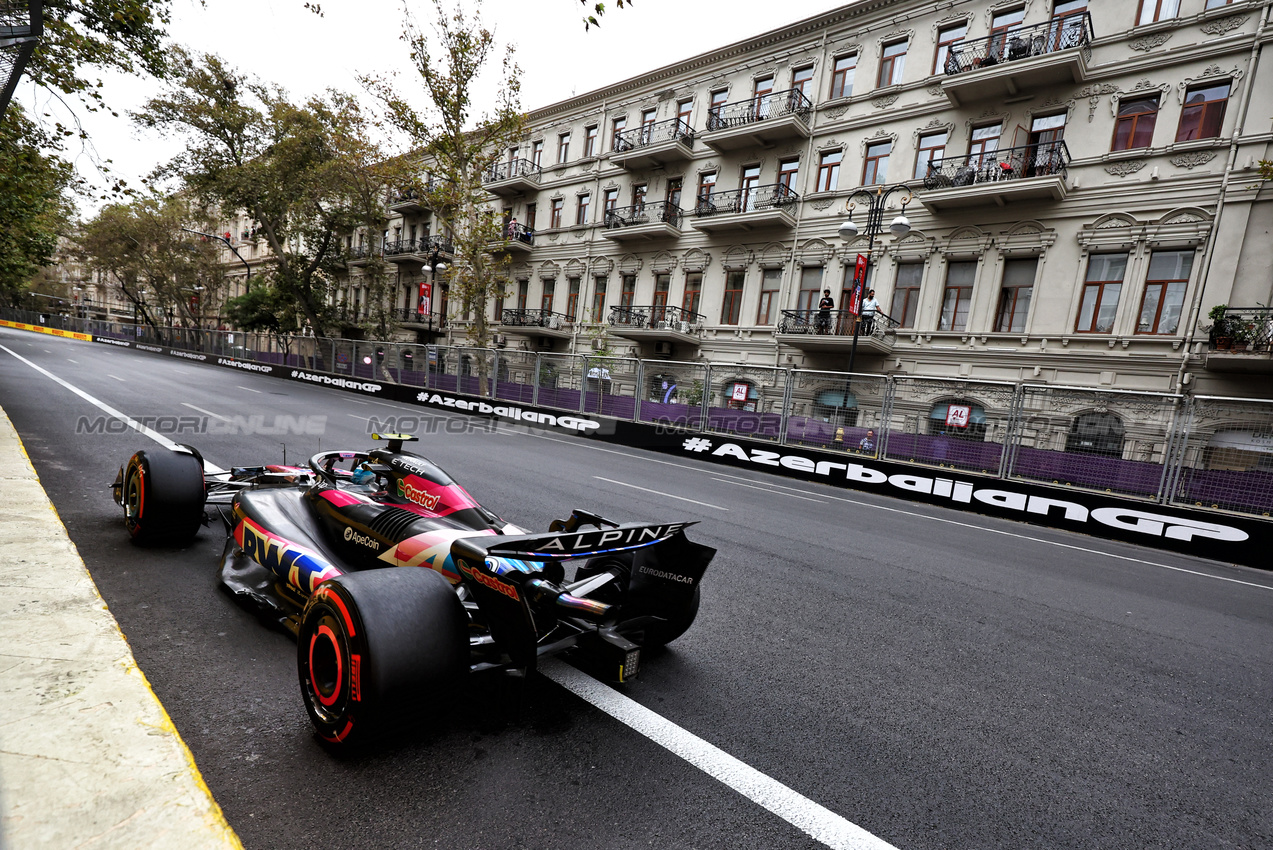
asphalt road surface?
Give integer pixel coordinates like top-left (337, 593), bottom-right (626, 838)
top-left (2, 326), bottom-right (1270, 850)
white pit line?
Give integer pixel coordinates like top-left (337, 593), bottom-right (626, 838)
top-left (541, 658), bottom-right (899, 850)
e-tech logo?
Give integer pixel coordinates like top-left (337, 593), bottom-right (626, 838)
top-left (396, 477), bottom-right (441, 510)
top-left (343, 526), bottom-right (381, 550)
top-left (415, 392), bottom-right (601, 433)
top-left (291, 370), bottom-right (383, 393)
top-left (684, 439), bottom-right (1250, 545)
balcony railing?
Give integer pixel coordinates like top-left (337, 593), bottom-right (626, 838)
top-left (693, 183), bottom-right (798, 217)
top-left (705, 88), bottom-right (812, 131)
top-left (500, 221), bottom-right (535, 245)
top-left (604, 201), bottom-right (683, 229)
top-left (382, 235), bottom-right (455, 257)
top-left (614, 117), bottom-right (694, 152)
top-left (347, 245), bottom-right (380, 261)
top-left (483, 158), bottom-right (542, 185)
top-left (923, 141), bottom-right (1070, 189)
top-left (1210, 308), bottom-right (1273, 351)
top-left (945, 13), bottom-right (1092, 76)
top-left (391, 308), bottom-right (446, 329)
top-left (778, 309), bottom-right (898, 340)
top-left (608, 304), bottom-right (705, 330)
top-left (501, 308), bottom-right (571, 329)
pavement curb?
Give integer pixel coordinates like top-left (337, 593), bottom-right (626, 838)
top-left (0, 405), bottom-right (242, 850)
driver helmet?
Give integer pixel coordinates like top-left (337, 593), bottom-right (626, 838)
top-left (351, 462), bottom-right (377, 486)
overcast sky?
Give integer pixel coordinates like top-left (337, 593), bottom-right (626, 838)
top-left (19, 0), bottom-right (850, 216)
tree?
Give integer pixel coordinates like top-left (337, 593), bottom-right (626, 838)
top-left (367, 0), bottom-right (526, 394)
top-left (0, 105), bottom-right (76, 306)
top-left (580, 0), bottom-right (631, 30)
top-left (77, 195), bottom-right (223, 338)
top-left (134, 50), bottom-right (402, 347)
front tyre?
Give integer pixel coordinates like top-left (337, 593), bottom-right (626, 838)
top-left (122, 448), bottom-right (205, 546)
top-left (297, 569), bottom-right (468, 748)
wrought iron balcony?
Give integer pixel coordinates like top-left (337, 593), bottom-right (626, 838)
top-left (920, 142), bottom-right (1070, 210)
top-left (701, 88), bottom-right (813, 151)
top-left (777, 309), bottom-right (899, 353)
top-left (605, 202), bottom-right (682, 228)
top-left (482, 158), bottom-right (542, 195)
top-left (391, 308), bottom-right (446, 331)
top-left (388, 187), bottom-right (426, 213)
top-left (1206, 307), bottom-right (1273, 373)
top-left (608, 304), bottom-right (704, 330)
top-left (346, 245), bottom-right (380, 264)
top-left (500, 308), bottom-right (571, 330)
top-left (615, 117), bottom-right (693, 152)
top-left (941, 13), bottom-right (1093, 104)
top-left (382, 235), bottom-right (455, 259)
top-left (689, 183), bottom-right (798, 232)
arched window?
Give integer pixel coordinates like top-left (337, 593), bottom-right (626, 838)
top-left (723, 379), bottom-right (759, 411)
top-left (812, 388), bottom-right (859, 426)
top-left (928, 401), bottom-right (987, 440)
top-left (1065, 412), bottom-right (1124, 456)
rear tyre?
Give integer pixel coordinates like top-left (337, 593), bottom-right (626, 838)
top-left (122, 448), bottom-right (205, 546)
top-left (297, 568), bottom-right (468, 748)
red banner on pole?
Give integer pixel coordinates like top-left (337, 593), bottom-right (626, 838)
top-left (848, 254), bottom-right (867, 316)
top-left (418, 281), bottom-right (432, 317)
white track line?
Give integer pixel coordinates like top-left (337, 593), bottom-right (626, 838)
top-left (593, 476), bottom-right (729, 511)
top-left (540, 658), bottom-right (899, 850)
top-left (181, 402), bottom-right (230, 422)
top-left (107, 374), bottom-right (125, 382)
top-left (237, 385), bottom-right (262, 394)
top-left (713, 477), bottom-right (827, 503)
top-left (0, 345), bottom-right (220, 466)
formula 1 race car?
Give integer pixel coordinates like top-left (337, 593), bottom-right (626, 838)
top-left (112, 434), bottom-right (714, 747)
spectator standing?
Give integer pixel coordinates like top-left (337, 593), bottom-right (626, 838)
top-left (858, 429), bottom-right (876, 453)
top-left (817, 289), bottom-right (834, 334)
top-left (860, 289), bottom-right (879, 335)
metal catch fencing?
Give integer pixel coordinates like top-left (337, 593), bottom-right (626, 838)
top-left (5, 306), bottom-right (1271, 520)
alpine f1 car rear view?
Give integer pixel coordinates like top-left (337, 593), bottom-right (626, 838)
top-left (112, 434), bottom-right (715, 746)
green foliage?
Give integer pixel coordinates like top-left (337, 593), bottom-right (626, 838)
top-left (1259, 160), bottom-right (1273, 182)
top-left (0, 106), bottom-right (76, 305)
top-left (225, 286), bottom-right (289, 332)
top-left (580, 0), bottom-right (630, 30)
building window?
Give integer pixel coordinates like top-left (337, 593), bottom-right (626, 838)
top-left (1205, 0), bottom-right (1234, 7)
top-left (620, 273), bottom-right (636, 309)
top-left (1137, 250), bottom-right (1192, 334)
top-left (752, 74), bottom-right (774, 117)
top-left (756, 268), bottom-right (780, 325)
top-left (640, 108), bottom-right (657, 144)
top-left (891, 263), bottom-right (923, 328)
top-left (591, 276), bottom-right (608, 322)
top-left (709, 89), bottom-right (728, 124)
top-left (1076, 253), bottom-right (1127, 333)
top-left (576, 193), bottom-right (591, 226)
top-left (541, 279), bottom-right (556, 313)
top-left (995, 258), bottom-right (1037, 332)
top-left (990, 8), bottom-right (1026, 58)
top-left (566, 277), bottom-right (580, 321)
top-left (939, 261), bottom-right (976, 331)
top-left (632, 183), bottom-right (647, 211)
top-left (721, 271), bottom-right (744, 325)
top-left (516, 279), bottom-right (529, 311)
top-left (1176, 82), bottom-right (1230, 142)
top-left (863, 140), bottom-right (891, 185)
top-left (1066, 412), bottom-right (1125, 457)
top-left (740, 164), bottom-right (761, 212)
top-left (557, 133), bottom-right (570, 164)
top-left (969, 123), bottom-right (1002, 168)
top-left (797, 266), bottom-right (824, 313)
top-left (914, 130), bottom-right (948, 180)
top-left (829, 55), bottom-right (856, 99)
top-left (778, 158), bottom-right (800, 192)
top-left (878, 40), bottom-right (908, 88)
top-left (935, 23), bottom-right (967, 74)
top-left (549, 198), bottom-right (564, 229)
top-left (603, 188), bottom-right (618, 217)
top-left (653, 273), bottom-right (670, 321)
top-left (696, 171), bottom-right (717, 208)
top-left (583, 125), bottom-right (597, 157)
top-left (611, 117), bottom-right (626, 150)
top-left (667, 177), bottom-right (683, 209)
top-left (816, 150), bottom-right (842, 193)
top-left (677, 98), bottom-right (693, 127)
top-left (531, 140), bottom-right (544, 167)
top-left (1137, 0), bottom-right (1180, 24)
top-left (683, 272), bottom-right (703, 316)
top-left (525, 202), bottom-right (536, 230)
top-left (1112, 95), bottom-right (1159, 151)
top-left (791, 66), bottom-right (814, 102)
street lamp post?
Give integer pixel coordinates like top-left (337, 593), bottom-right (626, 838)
top-left (837, 184), bottom-right (915, 377)
top-left (423, 248), bottom-right (448, 332)
top-left (181, 228), bottom-right (251, 291)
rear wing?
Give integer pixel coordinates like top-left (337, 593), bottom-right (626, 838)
top-left (451, 521), bottom-right (697, 563)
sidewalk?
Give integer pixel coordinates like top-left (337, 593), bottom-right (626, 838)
top-left (0, 405), bottom-right (241, 849)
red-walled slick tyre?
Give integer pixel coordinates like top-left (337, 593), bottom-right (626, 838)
top-left (121, 448), bottom-right (205, 546)
top-left (297, 568), bottom-right (468, 748)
